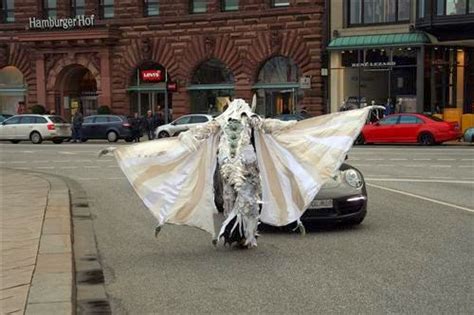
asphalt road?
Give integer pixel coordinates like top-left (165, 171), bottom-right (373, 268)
top-left (1, 141), bottom-right (473, 314)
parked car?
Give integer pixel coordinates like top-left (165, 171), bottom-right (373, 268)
top-left (273, 113), bottom-right (306, 121)
top-left (155, 114), bottom-right (213, 138)
top-left (214, 163), bottom-right (367, 226)
top-left (464, 127), bottom-right (474, 143)
top-left (357, 113), bottom-right (462, 145)
top-left (0, 114), bottom-right (13, 122)
top-left (0, 114), bottom-right (71, 144)
top-left (340, 96), bottom-right (368, 111)
top-left (81, 115), bottom-right (133, 142)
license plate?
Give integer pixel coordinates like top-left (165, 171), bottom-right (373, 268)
top-left (310, 199), bottom-right (333, 209)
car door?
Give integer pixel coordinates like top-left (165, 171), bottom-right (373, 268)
top-left (93, 116), bottom-right (110, 138)
top-left (190, 115), bottom-right (209, 126)
top-left (81, 116), bottom-right (95, 139)
top-left (0, 116), bottom-right (21, 140)
top-left (396, 115), bottom-right (424, 142)
top-left (18, 116), bottom-right (37, 140)
top-left (171, 116), bottom-right (192, 135)
top-left (367, 115), bottom-right (400, 142)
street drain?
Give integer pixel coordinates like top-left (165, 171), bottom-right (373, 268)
top-left (77, 269), bottom-right (104, 285)
top-left (78, 299), bottom-right (111, 314)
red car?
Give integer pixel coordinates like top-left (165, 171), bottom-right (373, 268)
top-left (357, 113), bottom-right (462, 145)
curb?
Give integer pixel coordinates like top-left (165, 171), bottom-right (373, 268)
top-left (3, 169), bottom-right (111, 314)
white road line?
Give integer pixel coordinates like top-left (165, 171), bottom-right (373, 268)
top-left (107, 165), bottom-right (118, 168)
top-left (437, 158), bottom-right (456, 161)
top-left (77, 178), bottom-right (99, 181)
top-left (84, 166), bottom-right (99, 169)
top-left (97, 160), bottom-right (114, 162)
top-left (405, 164), bottom-right (424, 167)
top-left (58, 151), bottom-right (75, 155)
top-left (367, 183), bottom-right (474, 213)
top-left (11, 161), bottom-right (27, 164)
top-left (429, 165), bottom-right (452, 168)
top-left (32, 160), bottom-right (50, 163)
top-left (36, 166), bottom-right (55, 170)
top-left (459, 165), bottom-right (473, 168)
top-left (52, 160), bottom-right (71, 163)
top-left (366, 158), bottom-right (384, 161)
top-left (413, 158), bottom-right (431, 161)
top-left (389, 158), bottom-right (408, 161)
top-left (366, 178), bottom-right (473, 184)
top-left (461, 159), bottom-right (474, 161)
top-left (59, 166), bottom-right (78, 169)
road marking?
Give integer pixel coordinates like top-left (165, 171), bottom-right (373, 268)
top-left (459, 165), bottom-right (473, 168)
top-left (97, 159), bottom-right (114, 162)
top-left (11, 161), bottom-right (27, 164)
top-left (77, 178), bottom-right (99, 181)
top-left (58, 151), bottom-right (75, 155)
top-left (84, 166), bottom-right (99, 169)
top-left (59, 166), bottom-right (78, 169)
top-left (36, 166), bottom-right (55, 170)
top-left (366, 178), bottom-right (474, 184)
top-left (52, 160), bottom-right (71, 163)
top-left (437, 158), bottom-right (455, 161)
top-left (389, 158), bottom-right (408, 161)
top-left (413, 158), bottom-right (431, 161)
top-left (461, 159), bottom-right (474, 161)
top-left (366, 158), bottom-right (384, 161)
top-left (405, 164), bottom-right (424, 167)
top-left (429, 165), bottom-right (451, 168)
top-left (107, 165), bottom-right (118, 168)
top-left (367, 183), bottom-right (474, 213)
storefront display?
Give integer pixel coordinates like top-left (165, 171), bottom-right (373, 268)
top-left (0, 66), bottom-right (27, 114)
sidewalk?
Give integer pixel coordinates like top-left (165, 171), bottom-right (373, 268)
top-left (0, 169), bottom-right (74, 314)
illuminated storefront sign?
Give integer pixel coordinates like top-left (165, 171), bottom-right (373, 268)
top-left (351, 61), bottom-right (396, 68)
top-left (28, 15), bottom-right (95, 30)
top-left (141, 70), bottom-right (164, 82)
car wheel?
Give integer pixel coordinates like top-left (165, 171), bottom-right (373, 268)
top-left (80, 138), bottom-right (88, 143)
top-left (107, 131), bottom-right (118, 142)
top-left (10, 140), bottom-right (20, 144)
top-left (354, 134), bottom-right (365, 145)
top-left (52, 139), bottom-right (63, 144)
top-left (418, 132), bottom-right (434, 146)
top-left (30, 131), bottom-right (43, 144)
top-left (125, 137), bottom-right (134, 143)
top-left (158, 131), bottom-right (170, 138)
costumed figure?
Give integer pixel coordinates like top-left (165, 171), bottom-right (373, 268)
top-left (100, 98), bottom-right (373, 248)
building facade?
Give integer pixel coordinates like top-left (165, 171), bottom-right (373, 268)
top-left (0, 0), bottom-right (325, 121)
top-left (328, 0), bottom-right (473, 114)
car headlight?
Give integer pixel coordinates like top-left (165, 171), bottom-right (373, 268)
top-left (343, 169), bottom-right (363, 188)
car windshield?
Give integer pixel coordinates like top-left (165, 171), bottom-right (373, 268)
top-left (48, 116), bottom-right (67, 123)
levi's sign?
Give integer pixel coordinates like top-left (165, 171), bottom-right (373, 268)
top-left (28, 15), bottom-right (95, 30)
top-left (141, 70), bottom-right (163, 82)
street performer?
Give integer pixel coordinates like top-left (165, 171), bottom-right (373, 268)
top-left (101, 98), bottom-right (373, 248)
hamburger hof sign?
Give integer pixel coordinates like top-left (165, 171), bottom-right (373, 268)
top-left (28, 15), bottom-right (95, 30)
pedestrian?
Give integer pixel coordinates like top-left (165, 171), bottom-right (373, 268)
top-left (153, 106), bottom-right (163, 130)
top-left (143, 110), bottom-right (155, 140)
top-left (71, 110), bottom-right (83, 143)
top-left (131, 112), bottom-right (142, 143)
top-left (299, 106), bottom-right (310, 118)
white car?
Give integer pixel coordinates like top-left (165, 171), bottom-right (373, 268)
top-left (0, 114), bottom-right (72, 144)
top-left (155, 114), bottom-right (213, 138)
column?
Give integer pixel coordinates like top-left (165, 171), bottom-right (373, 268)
top-left (35, 54), bottom-right (46, 107)
top-left (99, 48), bottom-right (112, 108)
top-left (417, 46), bottom-right (425, 113)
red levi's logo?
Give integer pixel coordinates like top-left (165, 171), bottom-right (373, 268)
top-left (141, 70), bottom-right (163, 82)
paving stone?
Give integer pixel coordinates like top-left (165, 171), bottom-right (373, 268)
top-left (42, 217), bottom-right (71, 235)
top-left (35, 253), bottom-right (73, 274)
top-left (0, 284), bottom-right (29, 314)
top-left (39, 234), bottom-right (72, 254)
top-left (26, 302), bottom-right (72, 315)
top-left (28, 273), bottom-right (72, 303)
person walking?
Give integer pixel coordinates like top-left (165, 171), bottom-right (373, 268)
top-left (71, 110), bottom-right (83, 143)
top-left (131, 112), bottom-right (142, 143)
top-left (144, 110), bottom-right (155, 140)
top-left (153, 106), bottom-right (164, 130)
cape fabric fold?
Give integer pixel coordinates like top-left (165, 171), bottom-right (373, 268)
top-left (255, 107), bottom-right (371, 227)
top-left (113, 134), bottom-right (220, 237)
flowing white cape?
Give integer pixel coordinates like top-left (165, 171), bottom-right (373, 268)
top-left (112, 107), bottom-right (372, 238)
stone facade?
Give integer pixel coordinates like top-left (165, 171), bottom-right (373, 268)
top-left (0, 0), bottom-right (325, 116)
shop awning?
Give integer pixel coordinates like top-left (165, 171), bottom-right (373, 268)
top-left (0, 87), bottom-right (27, 95)
top-left (127, 85), bottom-right (166, 92)
top-left (328, 32), bottom-right (431, 50)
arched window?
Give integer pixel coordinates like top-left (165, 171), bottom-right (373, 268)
top-left (0, 66), bottom-right (27, 115)
top-left (253, 56), bottom-right (301, 117)
top-left (188, 59), bottom-right (235, 114)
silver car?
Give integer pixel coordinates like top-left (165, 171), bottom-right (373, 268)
top-left (0, 114), bottom-right (71, 144)
top-left (155, 114), bottom-right (213, 138)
